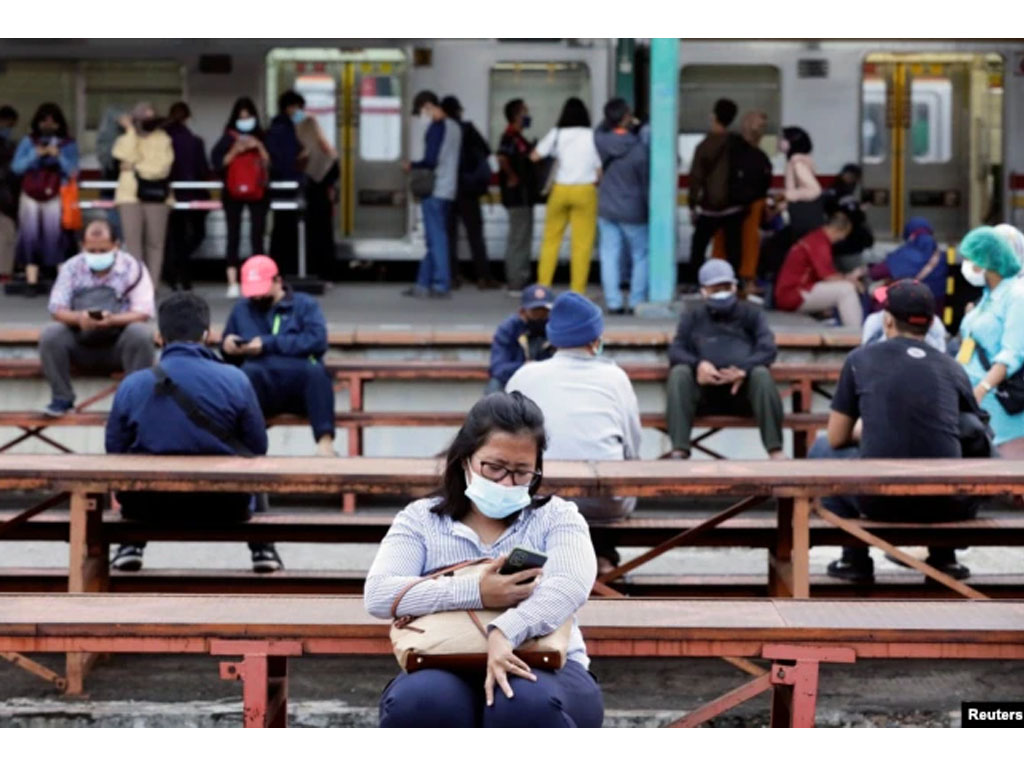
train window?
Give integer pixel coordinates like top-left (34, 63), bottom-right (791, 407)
top-left (861, 78), bottom-right (887, 164)
top-left (910, 78), bottom-right (952, 165)
top-left (677, 65), bottom-right (780, 172)
top-left (0, 61), bottom-right (77, 137)
top-left (358, 70), bottom-right (402, 162)
top-left (488, 62), bottom-right (591, 145)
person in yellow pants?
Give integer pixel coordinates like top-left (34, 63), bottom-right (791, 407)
top-left (537, 183), bottom-right (598, 293)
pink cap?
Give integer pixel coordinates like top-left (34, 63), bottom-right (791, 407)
top-left (240, 255), bottom-right (279, 298)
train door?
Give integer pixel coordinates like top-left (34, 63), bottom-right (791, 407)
top-left (267, 48), bottom-right (408, 241)
top-left (861, 53), bottom-right (1003, 242)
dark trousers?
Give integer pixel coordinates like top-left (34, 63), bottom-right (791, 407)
top-left (683, 211), bottom-right (745, 285)
top-left (808, 436), bottom-right (978, 563)
top-left (379, 660), bottom-right (603, 728)
top-left (223, 197), bottom-right (268, 268)
top-left (164, 210), bottom-right (207, 289)
top-left (39, 322), bottom-right (155, 403)
top-left (305, 169), bottom-right (338, 280)
top-left (666, 364), bottom-right (784, 455)
top-left (241, 356), bottom-right (336, 440)
top-left (448, 193), bottom-right (492, 282)
top-left (117, 491), bottom-right (263, 554)
top-left (270, 209), bottom-right (299, 276)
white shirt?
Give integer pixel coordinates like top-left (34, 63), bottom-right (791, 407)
top-left (535, 127), bottom-right (601, 186)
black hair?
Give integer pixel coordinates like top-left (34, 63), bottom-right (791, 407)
top-left (431, 391), bottom-right (548, 521)
top-left (412, 90), bottom-right (439, 115)
top-left (556, 97), bottom-right (591, 128)
top-left (827, 210), bottom-right (852, 232)
top-left (0, 105), bottom-right (17, 122)
top-left (504, 98), bottom-right (525, 125)
top-left (713, 98), bottom-right (738, 128)
top-left (892, 316), bottom-right (929, 338)
top-left (277, 89), bottom-right (305, 114)
top-left (440, 95), bottom-right (462, 121)
top-left (158, 292), bottom-right (211, 344)
top-left (782, 125), bottom-right (813, 157)
top-left (224, 97), bottom-right (263, 137)
top-left (603, 98), bottom-right (630, 127)
top-left (840, 163), bottom-right (862, 178)
top-left (81, 216), bottom-right (117, 243)
top-left (168, 101), bottom-right (191, 123)
top-left (30, 102), bottom-right (69, 138)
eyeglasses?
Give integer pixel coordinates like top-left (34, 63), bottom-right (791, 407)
top-left (477, 460), bottom-right (542, 487)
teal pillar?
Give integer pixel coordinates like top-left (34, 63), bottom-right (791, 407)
top-left (615, 38), bottom-right (636, 101)
top-left (647, 38), bottom-right (679, 304)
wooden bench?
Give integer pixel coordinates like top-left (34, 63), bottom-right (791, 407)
top-left (1, 593), bottom-right (1021, 726)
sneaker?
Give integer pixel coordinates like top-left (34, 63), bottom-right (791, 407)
top-left (401, 286), bottom-right (428, 298)
top-left (226, 283), bottom-right (240, 299)
top-left (43, 399), bottom-right (74, 418)
top-left (826, 557), bottom-right (875, 583)
top-left (924, 555), bottom-right (971, 581)
top-left (111, 544), bottom-right (145, 572)
top-left (251, 544), bottom-right (284, 573)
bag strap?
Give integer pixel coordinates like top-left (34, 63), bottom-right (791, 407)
top-left (151, 364), bottom-right (255, 458)
top-left (975, 341), bottom-right (993, 372)
top-left (390, 557), bottom-right (491, 620)
top-left (117, 252), bottom-right (145, 301)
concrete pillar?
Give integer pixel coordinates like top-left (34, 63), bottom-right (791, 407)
top-left (647, 38), bottom-right (679, 305)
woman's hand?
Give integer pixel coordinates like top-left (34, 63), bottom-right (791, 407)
top-left (974, 383), bottom-right (989, 406)
top-left (479, 556), bottom-right (542, 609)
top-left (484, 628), bottom-right (536, 706)
top-left (118, 114), bottom-right (133, 131)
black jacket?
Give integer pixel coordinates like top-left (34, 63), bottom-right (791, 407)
top-left (668, 302), bottom-right (777, 372)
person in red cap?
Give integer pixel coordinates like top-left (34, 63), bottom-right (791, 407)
top-left (222, 255), bottom-right (336, 457)
top-left (809, 279), bottom-right (992, 583)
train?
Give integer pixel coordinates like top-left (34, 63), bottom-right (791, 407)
top-left (0, 38), bottom-right (1020, 266)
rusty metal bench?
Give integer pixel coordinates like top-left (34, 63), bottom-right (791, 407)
top-left (1, 593), bottom-right (1021, 727)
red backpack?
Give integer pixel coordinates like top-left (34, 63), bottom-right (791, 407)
top-left (225, 132), bottom-right (268, 201)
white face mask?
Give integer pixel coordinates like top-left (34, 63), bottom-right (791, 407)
top-left (85, 250), bottom-right (116, 272)
top-left (463, 468), bottom-right (532, 520)
top-left (961, 260), bottom-right (986, 288)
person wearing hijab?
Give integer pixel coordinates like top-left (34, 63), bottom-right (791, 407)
top-left (869, 216), bottom-right (946, 307)
top-left (956, 226), bottom-right (1024, 454)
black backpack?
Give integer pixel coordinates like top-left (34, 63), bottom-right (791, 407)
top-left (458, 122), bottom-right (493, 197)
top-left (727, 133), bottom-right (772, 207)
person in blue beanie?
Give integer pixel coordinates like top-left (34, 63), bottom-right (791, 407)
top-left (486, 284), bottom-right (555, 394)
top-left (505, 291), bottom-right (641, 574)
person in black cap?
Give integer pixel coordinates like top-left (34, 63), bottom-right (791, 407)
top-left (810, 279), bottom-right (992, 582)
top-left (486, 283), bottom-right (555, 393)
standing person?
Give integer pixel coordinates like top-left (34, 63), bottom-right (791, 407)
top-left (0, 105), bottom-right (18, 280)
top-left (295, 115), bottom-right (339, 281)
top-left (496, 99), bottom-right (539, 293)
top-left (774, 211), bottom-right (865, 327)
top-left (211, 97), bottom-right (270, 298)
top-left (594, 98), bottom-right (649, 314)
top-left (441, 95), bottom-right (498, 290)
top-left (683, 98), bottom-right (743, 289)
top-left (266, 90), bottom-right (306, 276)
top-left (222, 255), bottom-right (336, 457)
top-left (112, 102), bottom-right (174, 289)
top-left (163, 101), bottom-right (211, 292)
top-left (780, 125), bottom-right (823, 238)
top-left (531, 97), bottom-right (601, 294)
top-left (487, 284), bottom-right (555, 393)
top-left (956, 226), bottom-right (1024, 455)
top-left (11, 102), bottom-right (79, 294)
top-left (402, 90), bottom-right (461, 299)
top-left (365, 391), bottom-right (603, 728)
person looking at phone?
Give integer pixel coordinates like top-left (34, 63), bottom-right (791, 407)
top-left (221, 255), bottom-right (336, 456)
top-left (365, 391), bottom-right (603, 727)
top-left (39, 218), bottom-right (155, 417)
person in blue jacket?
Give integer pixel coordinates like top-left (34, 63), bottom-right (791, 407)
top-left (486, 284), bottom-right (555, 393)
top-left (222, 254), bottom-right (336, 456)
top-left (105, 291), bottom-right (283, 574)
top-left (868, 216), bottom-right (946, 309)
top-left (265, 90), bottom-right (305, 275)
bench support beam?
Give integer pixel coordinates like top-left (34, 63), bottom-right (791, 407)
top-left (213, 640), bottom-right (303, 728)
top-left (66, 491), bottom-right (109, 696)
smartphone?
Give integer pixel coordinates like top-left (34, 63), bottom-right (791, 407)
top-left (499, 546), bottom-right (547, 581)
top-left (87, 310), bottom-right (105, 320)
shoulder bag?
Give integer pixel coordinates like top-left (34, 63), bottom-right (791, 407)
top-left (974, 342), bottom-right (1024, 415)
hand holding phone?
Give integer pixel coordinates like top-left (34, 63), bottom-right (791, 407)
top-left (480, 548), bottom-right (546, 610)
top-left (88, 310), bottom-right (105, 321)
top-left (498, 546), bottom-right (547, 579)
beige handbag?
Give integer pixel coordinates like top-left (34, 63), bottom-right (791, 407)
top-left (389, 558), bottom-right (573, 672)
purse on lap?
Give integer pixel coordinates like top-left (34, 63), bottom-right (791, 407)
top-left (389, 558), bottom-right (573, 673)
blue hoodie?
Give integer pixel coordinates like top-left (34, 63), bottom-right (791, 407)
top-left (489, 314), bottom-right (554, 387)
top-left (593, 124), bottom-right (649, 224)
top-left (884, 217), bottom-right (946, 304)
top-left (222, 289), bottom-right (328, 361)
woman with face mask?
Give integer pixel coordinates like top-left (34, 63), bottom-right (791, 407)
top-left (211, 97), bottom-right (271, 298)
top-left (365, 391), bottom-right (604, 728)
top-left (956, 226), bottom-right (1024, 455)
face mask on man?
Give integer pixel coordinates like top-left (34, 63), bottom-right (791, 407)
top-left (463, 467), bottom-right (532, 520)
top-left (707, 289), bottom-right (738, 314)
top-left (85, 250), bottom-right (116, 272)
top-left (961, 260), bottom-right (987, 288)
top-left (291, 109), bottom-right (306, 125)
top-left (521, 115), bottom-right (532, 130)
top-left (526, 318), bottom-right (547, 337)
top-left (250, 296), bottom-right (275, 313)
top-left (235, 117), bottom-right (257, 133)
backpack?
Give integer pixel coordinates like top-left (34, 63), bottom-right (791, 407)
top-left (458, 122), bottom-right (493, 197)
top-left (726, 133), bottom-right (772, 207)
top-left (225, 132), bottom-right (268, 201)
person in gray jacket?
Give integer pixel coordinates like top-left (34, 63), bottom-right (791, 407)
top-left (594, 99), bottom-right (650, 314)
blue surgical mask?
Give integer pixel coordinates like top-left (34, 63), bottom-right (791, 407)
top-left (235, 117), bottom-right (257, 133)
top-left (464, 468), bottom-right (531, 520)
top-left (593, 340), bottom-right (604, 356)
top-left (521, 115), bottom-right (532, 130)
top-left (291, 109), bottom-right (306, 125)
top-left (85, 250), bottom-right (116, 272)
top-left (707, 290), bottom-right (738, 314)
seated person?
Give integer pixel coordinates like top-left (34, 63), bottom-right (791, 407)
top-left (868, 217), bottom-right (946, 308)
top-left (809, 280), bottom-right (991, 582)
top-left (823, 163), bottom-right (874, 272)
top-left (486, 283), bottom-right (555, 394)
top-left (666, 259), bottom-right (785, 460)
top-left (39, 218), bottom-right (155, 416)
top-left (862, 285), bottom-right (946, 352)
top-left (364, 391), bottom-right (603, 728)
top-left (505, 292), bottom-right (642, 574)
top-left (774, 211), bottom-right (865, 327)
top-left (106, 292), bottom-right (283, 573)
top-left (222, 255), bottom-right (336, 457)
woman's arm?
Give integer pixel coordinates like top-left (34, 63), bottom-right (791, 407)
top-left (11, 137), bottom-right (39, 175)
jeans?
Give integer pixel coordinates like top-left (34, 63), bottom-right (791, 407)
top-left (666, 364), bottom-right (784, 455)
top-left (241, 356), bottom-right (336, 441)
top-left (416, 196), bottom-right (452, 293)
top-left (379, 660), bottom-right (603, 728)
top-left (598, 218), bottom-right (649, 310)
top-left (39, 322), bottom-right (155, 403)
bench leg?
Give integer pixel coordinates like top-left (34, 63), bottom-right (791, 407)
top-left (343, 374), bottom-right (364, 514)
top-left (214, 641), bottom-right (303, 728)
top-left (769, 660), bottom-right (820, 727)
top-left (66, 491), bottom-right (108, 696)
top-left (769, 499), bottom-right (794, 596)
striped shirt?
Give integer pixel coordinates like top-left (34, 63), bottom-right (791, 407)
top-left (364, 495), bottom-right (597, 668)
